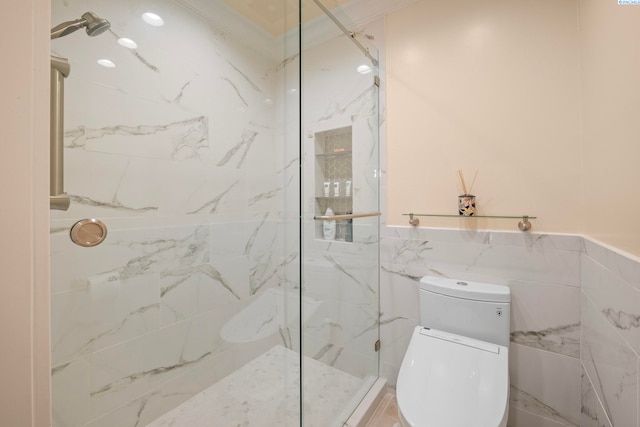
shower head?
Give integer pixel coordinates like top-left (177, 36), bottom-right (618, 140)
top-left (51, 11), bottom-right (110, 40)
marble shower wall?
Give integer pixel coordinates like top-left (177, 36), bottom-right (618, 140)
top-left (380, 226), bottom-right (583, 427)
top-left (50, 0), bottom-right (299, 426)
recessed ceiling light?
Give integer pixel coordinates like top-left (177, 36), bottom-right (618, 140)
top-left (118, 37), bottom-right (138, 49)
top-left (357, 64), bottom-right (372, 74)
top-left (263, 98), bottom-right (274, 105)
top-left (142, 12), bottom-right (164, 26)
top-left (97, 59), bottom-right (116, 68)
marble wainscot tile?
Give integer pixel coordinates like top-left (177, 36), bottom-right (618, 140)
top-left (581, 293), bottom-right (637, 427)
top-left (582, 237), bottom-right (640, 291)
top-left (507, 403), bottom-right (578, 427)
top-left (382, 227), bottom-right (581, 252)
top-left (379, 268), bottom-right (420, 386)
top-left (381, 225), bottom-right (492, 243)
top-left (303, 309), bottom-right (378, 379)
top-left (381, 235), bottom-right (580, 287)
top-left (582, 253), bottom-right (640, 355)
top-left (489, 232), bottom-right (582, 251)
top-left (51, 357), bottom-right (91, 427)
top-left (509, 343), bottom-right (581, 426)
top-left (51, 224), bottom-right (208, 293)
top-left (51, 274), bottom-right (160, 366)
top-left (581, 366), bottom-right (613, 427)
top-left (508, 280), bottom-right (580, 358)
top-left (89, 310), bottom-right (217, 419)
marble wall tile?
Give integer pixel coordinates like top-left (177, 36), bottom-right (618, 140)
top-left (581, 293), bottom-right (637, 427)
top-left (89, 311), bottom-right (216, 419)
top-left (51, 274), bottom-right (160, 366)
top-left (51, 0), bottom-right (295, 424)
top-left (382, 234), bottom-right (580, 287)
top-left (582, 253), bottom-right (640, 356)
top-left (381, 226), bottom-right (581, 252)
top-left (581, 366), bottom-right (614, 427)
top-left (51, 357), bottom-right (91, 427)
top-left (116, 158), bottom-right (247, 216)
top-left (83, 343), bottom-right (258, 427)
top-left (509, 280), bottom-right (580, 358)
top-left (159, 257), bottom-right (248, 327)
top-left (582, 237), bottom-right (640, 291)
top-left (51, 224), bottom-right (209, 294)
top-left (507, 405), bottom-right (578, 427)
top-left (379, 268), bottom-right (420, 381)
top-left (509, 343), bottom-right (581, 426)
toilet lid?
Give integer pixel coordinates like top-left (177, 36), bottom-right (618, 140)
top-left (397, 327), bottom-right (509, 427)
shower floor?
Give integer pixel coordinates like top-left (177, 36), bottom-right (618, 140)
top-left (146, 345), bottom-right (364, 427)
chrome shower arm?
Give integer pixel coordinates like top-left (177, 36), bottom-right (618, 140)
top-left (50, 18), bottom-right (86, 40)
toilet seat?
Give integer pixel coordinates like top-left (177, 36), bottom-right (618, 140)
top-left (397, 327), bottom-right (509, 427)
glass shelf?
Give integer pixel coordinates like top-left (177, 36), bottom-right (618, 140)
top-left (402, 213), bottom-right (537, 231)
top-left (315, 149), bottom-right (352, 158)
top-left (316, 196), bottom-right (353, 200)
top-left (402, 214), bottom-right (536, 219)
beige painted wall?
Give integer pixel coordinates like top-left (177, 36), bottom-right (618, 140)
top-left (579, 0), bottom-right (640, 257)
top-left (0, 0), bottom-right (51, 425)
top-left (386, 0), bottom-right (582, 233)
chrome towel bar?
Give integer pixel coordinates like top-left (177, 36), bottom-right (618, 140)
top-left (313, 212), bottom-right (381, 221)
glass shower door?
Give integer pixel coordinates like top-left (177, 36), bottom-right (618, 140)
top-left (301, 1), bottom-right (381, 424)
top-left (49, 0), bottom-right (302, 426)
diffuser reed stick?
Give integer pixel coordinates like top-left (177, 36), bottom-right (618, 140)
top-left (457, 169), bottom-right (478, 195)
top-left (468, 170), bottom-right (478, 195)
top-left (457, 170), bottom-right (467, 194)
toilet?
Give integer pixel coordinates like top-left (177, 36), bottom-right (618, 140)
top-left (396, 277), bottom-right (511, 427)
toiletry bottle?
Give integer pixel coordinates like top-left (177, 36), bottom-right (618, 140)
top-left (345, 211), bottom-right (353, 242)
top-left (323, 207), bottom-right (336, 240)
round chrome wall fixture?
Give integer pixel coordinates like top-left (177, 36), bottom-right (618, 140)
top-left (70, 218), bottom-right (108, 247)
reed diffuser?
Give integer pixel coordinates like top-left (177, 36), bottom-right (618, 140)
top-left (457, 170), bottom-right (478, 216)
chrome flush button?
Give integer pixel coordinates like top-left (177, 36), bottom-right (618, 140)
top-left (70, 219), bottom-right (108, 247)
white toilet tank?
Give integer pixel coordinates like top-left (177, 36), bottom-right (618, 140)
top-left (419, 277), bottom-right (511, 347)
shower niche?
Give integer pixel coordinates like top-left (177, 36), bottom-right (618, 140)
top-left (314, 125), bottom-right (353, 242)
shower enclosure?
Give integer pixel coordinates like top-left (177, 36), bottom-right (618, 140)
top-left (49, 0), bottom-right (380, 425)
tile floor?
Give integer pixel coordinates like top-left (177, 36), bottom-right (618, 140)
top-left (365, 392), bottom-right (401, 427)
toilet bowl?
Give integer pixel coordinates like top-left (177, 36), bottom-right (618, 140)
top-left (396, 277), bottom-right (511, 427)
top-left (397, 327), bottom-right (509, 427)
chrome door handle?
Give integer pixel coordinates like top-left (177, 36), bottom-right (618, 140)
top-left (50, 55), bottom-right (71, 211)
